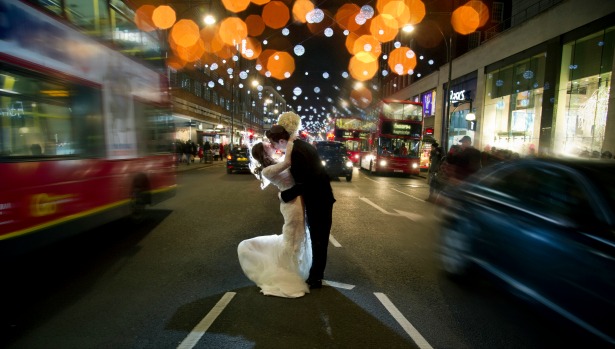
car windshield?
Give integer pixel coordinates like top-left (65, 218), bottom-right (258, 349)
top-left (317, 144), bottom-right (346, 157)
top-left (234, 149), bottom-right (249, 158)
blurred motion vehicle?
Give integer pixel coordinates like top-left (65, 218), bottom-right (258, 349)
top-left (226, 147), bottom-right (250, 174)
top-left (437, 158), bottom-right (615, 344)
top-left (315, 141), bottom-right (353, 182)
top-left (0, 0), bottom-right (176, 255)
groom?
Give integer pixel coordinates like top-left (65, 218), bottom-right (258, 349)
top-left (266, 122), bottom-right (335, 289)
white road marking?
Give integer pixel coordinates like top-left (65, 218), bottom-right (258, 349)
top-left (329, 234), bottom-right (342, 247)
top-left (391, 187), bottom-right (426, 202)
top-left (323, 280), bottom-right (355, 290)
top-left (360, 197), bottom-right (422, 221)
top-left (177, 292), bottom-right (236, 349)
top-left (374, 292), bottom-right (434, 349)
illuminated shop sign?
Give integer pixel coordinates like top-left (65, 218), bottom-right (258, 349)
top-left (449, 89), bottom-right (471, 103)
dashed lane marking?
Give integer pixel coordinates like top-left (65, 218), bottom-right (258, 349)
top-left (177, 292), bottom-right (236, 349)
top-left (374, 292), bottom-right (434, 349)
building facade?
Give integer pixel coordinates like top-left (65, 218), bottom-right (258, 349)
top-left (387, 0), bottom-right (615, 158)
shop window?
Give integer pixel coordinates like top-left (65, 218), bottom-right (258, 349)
top-left (483, 53), bottom-right (546, 155)
top-left (554, 27), bottom-right (614, 156)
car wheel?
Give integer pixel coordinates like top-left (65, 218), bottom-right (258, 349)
top-left (227, 167), bottom-right (232, 174)
top-left (440, 217), bottom-right (475, 278)
top-left (346, 172), bottom-right (352, 182)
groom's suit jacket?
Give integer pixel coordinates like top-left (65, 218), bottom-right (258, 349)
top-left (280, 139), bottom-right (335, 208)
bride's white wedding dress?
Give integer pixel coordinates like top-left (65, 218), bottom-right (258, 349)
top-left (237, 150), bottom-right (312, 298)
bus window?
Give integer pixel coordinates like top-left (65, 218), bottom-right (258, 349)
top-left (0, 68), bottom-right (104, 158)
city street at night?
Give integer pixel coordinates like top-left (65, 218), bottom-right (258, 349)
top-left (1, 165), bottom-right (607, 348)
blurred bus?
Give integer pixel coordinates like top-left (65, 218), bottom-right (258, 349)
top-left (0, 0), bottom-right (176, 255)
top-left (359, 99), bottom-right (423, 176)
top-left (328, 117), bottom-right (376, 165)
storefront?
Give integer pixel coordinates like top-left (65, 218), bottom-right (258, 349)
top-left (445, 73), bottom-right (477, 150)
top-left (483, 52), bottom-right (545, 156)
top-left (554, 27), bottom-right (614, 157)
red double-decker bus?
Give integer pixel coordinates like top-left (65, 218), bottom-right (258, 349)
top-left (328, 117), bottom-right (376, 164)
top-left (359, 99), bottom-right (423, 176)
top-left (0, 0), bottom-right (176, 255)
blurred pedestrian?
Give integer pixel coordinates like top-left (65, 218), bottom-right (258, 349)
top-left (427, 141), bottom-right (444, 201)
top-left (454, 136), bottom-right (482, 181)
top-left (220, 143), bottom-right (225, 160)
top-left (183, 140), bottom-right (192, 165)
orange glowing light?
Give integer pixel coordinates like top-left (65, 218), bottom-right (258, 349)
top-left (251, 0), bottom-right (270, 5)
top-left (219, 17), bottom-right (248, 47)
top-left (292, 0), bottom-right (314, 23)
top-left (262, 1), bottom-right (290, 29)
top-left (152, 5), bottom-right (176, 30)
top-left (387, 46), bottom-right (417, 75)
top-left (241, 37), bottom-right (262, 60)
top-left (245, 14), bottom-right (266, 36)
top-left (135, 5), bottom-right (156, 32)
top-left (381, 1), bottom-right (410, 28)
top-left (334, 3), bottom-right (362, 32)
top-left (350, 86), bottom-right (373, 108)
top-left (167, 55), bottom-right (186, 70)
top-left (175, 39), bottom-right (206, 62)
top-left (369, 14), bottom-right (399, 43)
top-left (222, 0), bottom-right (251, 13)
top-left (407, 0), bottom-right (426, 25)
top-left (465, 0), bottom-right (489, 27)
top-left (451, 5), bottom-right (480, 35)
top-left (348, 55), bottom-right (378, 81)
top-left (352, 35), bottom-right (381, 62)
top-left (257, 49), bottom-right (277, 76)
top-left (267, 51), bottom-right (295, 80)
top-left (170, 19), bottom-right (200, 48)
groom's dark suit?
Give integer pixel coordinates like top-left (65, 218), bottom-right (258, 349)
top-left (280, 139), bottom-right (335, 284)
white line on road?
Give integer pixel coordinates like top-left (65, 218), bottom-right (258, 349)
top-left (391, 188), bottom-right (426, 202)
top-left (329, 234), bottom-right (342, 247)
top-left (374, 292), bottom-right (434, 349)
top-left (323, 280), bottom-right (355, 290)
top-left (177, 292), bottom-right (236, 349)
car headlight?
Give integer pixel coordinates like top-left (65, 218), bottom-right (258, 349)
top-left (411, 163), bottom-right (418, 169)
top-left (345, 161), bottom-right (353, 167)
top-left (379, 160), bottom-right (387, 166)
top-left (354, 154), bottom-right (359, 159)
top-left (321, 160), bottom-right (327, 166)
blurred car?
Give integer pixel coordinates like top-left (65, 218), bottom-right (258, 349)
top-left (226, 147), bottom-right (250, 174)
top-left (315, 141), bottom-right (353, 182)
top-left (437, 157), bottom-right (615, 344)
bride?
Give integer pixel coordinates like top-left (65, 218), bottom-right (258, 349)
top-left (237, 140), bottom-right (312, 298)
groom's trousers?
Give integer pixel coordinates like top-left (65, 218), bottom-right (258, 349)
top-left (306, 201), bottom-right (334, 281)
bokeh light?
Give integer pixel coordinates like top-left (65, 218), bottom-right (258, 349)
top-left (388, 46), bottom-right (417, 75)
top-left (170, 19), bottom-right (200, 48)
top-left (348, 55), bottom-right (378, 81)
top-left (152, 5), bottom-right (176, 30)
top-left (267, 51), bottom-right (295, 80)
top-left (369, 14), bottom-right (399, 42)
top-left (451, 5), bottom-right (480, 35)
top-left (292, 0), bottom-right (315, 23)
top-left (221, 0), bottom-right (251, 13)
top-left (245, 14), bottom-right (266, 37)
top-left (135, 5), bottom-right (156, 32)
top-left (218, 17), bottom-right (248, 46)
top-left (262, 1), bottom-right (290, 29)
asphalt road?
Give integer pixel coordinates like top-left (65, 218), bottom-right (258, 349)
top-left (1, 163), bottom-right (608, 348)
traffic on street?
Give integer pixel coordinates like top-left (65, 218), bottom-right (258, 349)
top-left (1, 165), bottom-right (608, 349)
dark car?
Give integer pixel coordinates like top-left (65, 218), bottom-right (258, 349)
top-left (437, 157), bottom-right (615, 344)
top-left (226, 147), bottom-right (250, 174)
top-left (315, 141), bottom-right (353, 182)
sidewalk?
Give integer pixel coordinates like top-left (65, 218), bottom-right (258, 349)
top-left (175, 159), bottom-right (226, 173)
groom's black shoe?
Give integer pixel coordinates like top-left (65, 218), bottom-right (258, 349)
top-left (307, 279), bottom-right (322, 289)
